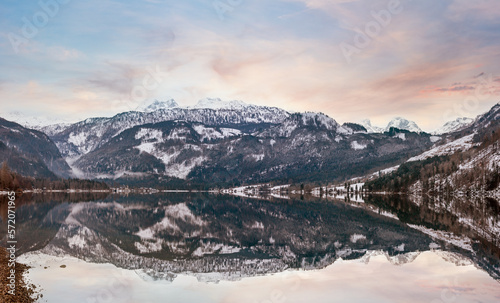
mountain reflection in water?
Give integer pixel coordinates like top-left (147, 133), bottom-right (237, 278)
top-left (0, 192), bottom-right (499, 283)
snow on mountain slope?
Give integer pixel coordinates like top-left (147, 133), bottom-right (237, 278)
top-left (137, 99), bottom-right (179, 112)
top-left (258, 112), bottom-right (340, 138)
top-left (300, 112), bottom-right (339, 130)
top-left (0, 111), bottom-right (74, 129)
top-left (73, 121), bottom-right (249, 180)
top-left (351, 141), bottom-right (367, 150)
top-left (359, 119), bottom-right (384, 133)
top-left (457, 143), bottom-right (500, 171)
top-left (470, 102), bottom-right (500, 130)
top-left (385, 117), bottom-right (422, 133)
top-left (39, 123), bottom-right (73, 137)
top-left (50, 100), bottom-right (291, 159)
top-left (407, 134), bottom-right (476, 162)
top-left (433, 117), bottom-right (473, 135)
top-left (192, 98), bottom-right (250, 110)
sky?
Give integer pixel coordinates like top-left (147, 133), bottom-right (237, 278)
top-left (0, 0), bottom-right (499, 131)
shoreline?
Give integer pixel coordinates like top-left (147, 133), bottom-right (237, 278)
top-left (0, 246), bottom-right (40, 302)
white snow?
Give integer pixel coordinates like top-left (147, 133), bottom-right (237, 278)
top-left (407, 134), bottom-right (475, 162)
top-left (351, 141), bottom-right (367, 150)
top-left (133, 127), bottom-right (206, 179)
top-left (167, 128), bottom-right (191, 140)
top-left (300, 112), bottom-right (339, 130)
top-left (251, 221), bottom-right (264, 229)
top-left (137, 99), bottom-right (178, 112)
top-left (430, 136), bottom-right (441, 143)
top-left (394, 133), bottom-right (406, 141)
top-left (359, 119), bottom-right (384, 133)
top-left (350, 234), bottom-right (366, 243)
top-left (432, 117), bottom-right (473, 135)
top-left (394, 243), bottom-right (405, 252)
top-left (135, 239), bottom-right (163, 254)
top-left (68, 132), bottom-right (88, 148)
top-left (135, 128), bottom-right (163, 141)
top-left (193, 124), bottom-right (224, 141)
top-left (407, 224), bottom-right (473, 251)
top-left (165, 156), bottom-right (206, 179)
top-left (385, 117), bottom-right (422, 133)
top-left (192, 98), bottom-right (249, 110)
top-left (220, 128), bottom-right (242, 137)
top-left (67, 234), bottom-right (86, 249)
top-left (249, 154), bottom-right (265, 161)
top-left (192, 242), bottom-right (241, 257)
top-left (135, 203), bottom-right (205, 240)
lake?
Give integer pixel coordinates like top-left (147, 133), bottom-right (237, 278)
top-left (2, 192), bottom-right (499, 302)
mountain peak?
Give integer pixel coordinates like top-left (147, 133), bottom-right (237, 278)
top-left (433, 117), bottom-right (473, 135)
top-left (138, 99), bottom-right (179, 112)
top-left (193, 98), bottom-right (249, 110)
top-left (385, 117), bottom-right (422, 133)
top-left (359, 119), bottom-right (384, 133)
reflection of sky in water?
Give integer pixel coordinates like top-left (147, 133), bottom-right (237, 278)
top-left (20, 251), bottom-right (500, 303)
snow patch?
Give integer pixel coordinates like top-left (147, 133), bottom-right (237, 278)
top-left (408, 134), bottom-right (475, 162)
top-left (350, 234), bottom-right (366, 243)
top-left (430, 136), bottom-right (441, 143)
top-left (394, 133), bottom-right (406, 141)
top-left (351, 141), bottom-right (367, 150)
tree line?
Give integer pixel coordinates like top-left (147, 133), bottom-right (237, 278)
top-left (0, 162), bottom-right (109, 191)
top-left (365, 124), bottom-right (500, 194)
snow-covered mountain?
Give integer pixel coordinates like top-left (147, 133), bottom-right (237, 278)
top-left (191, 97), bottom-right (251, 110)
top-left (0, 111), bottom-right (73, 130)
top-left (360, 118), bottom-right (422, 133)
top-left (432, 117), bottom-right (474, 135)
top-left (4, 98), bottom-right (498, 185)
top-left (137, 99), bottom-right (179, 112)
top-left (1, 97), bottom-right (440, 183)
top-left (385, 117), bottom-right (422, 133)
top-left (48, 99), bottom-right (291, 159)
top-left (359, 119), bottom-right (384, 133)
top-left (71, 111), bottom-right (435, 183)
top-left (366, 102), bottom-right (500, 195)
top-left (258, 112), bottom-right (342, 137)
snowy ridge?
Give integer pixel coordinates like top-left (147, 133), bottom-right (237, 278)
top-left (0, 111), bottom-right (75, 129)
top-left (49, 99), bottom-right (291, 159)
top-left (137, 99), bottom-right (179, 112)
top-left (407, 134), bottom-right (475, 162)
top-left (359, 119), bottom-right (384, 133)
top-left (432, 117), bottom-right (473, 135)
top-left (407, 224), bottom-right (473, 251)
top-left (385, 117), bottom-right (422, 133)
top-left (359, 118), bottom-right (422, 134)
top-left (258, 112), bottom-right (340, 138)
top-left (191, 98), bottom-right (250, 110)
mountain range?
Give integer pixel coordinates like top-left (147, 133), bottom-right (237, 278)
top-left (365, 102), bottom-right (500, 195)
top-left (0, 98), bottom-right (498, 186)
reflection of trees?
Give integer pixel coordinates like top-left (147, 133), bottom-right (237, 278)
top-left (364, 194), bottom-right (500, 276)
top-left (0, 192), bottom-right (111, 253)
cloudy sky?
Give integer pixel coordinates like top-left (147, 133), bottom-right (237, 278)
top-left (1, 0), bottom-right (499, 131)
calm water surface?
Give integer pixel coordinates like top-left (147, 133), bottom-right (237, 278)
top-left (1, 192), bottom-right (499, 302)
